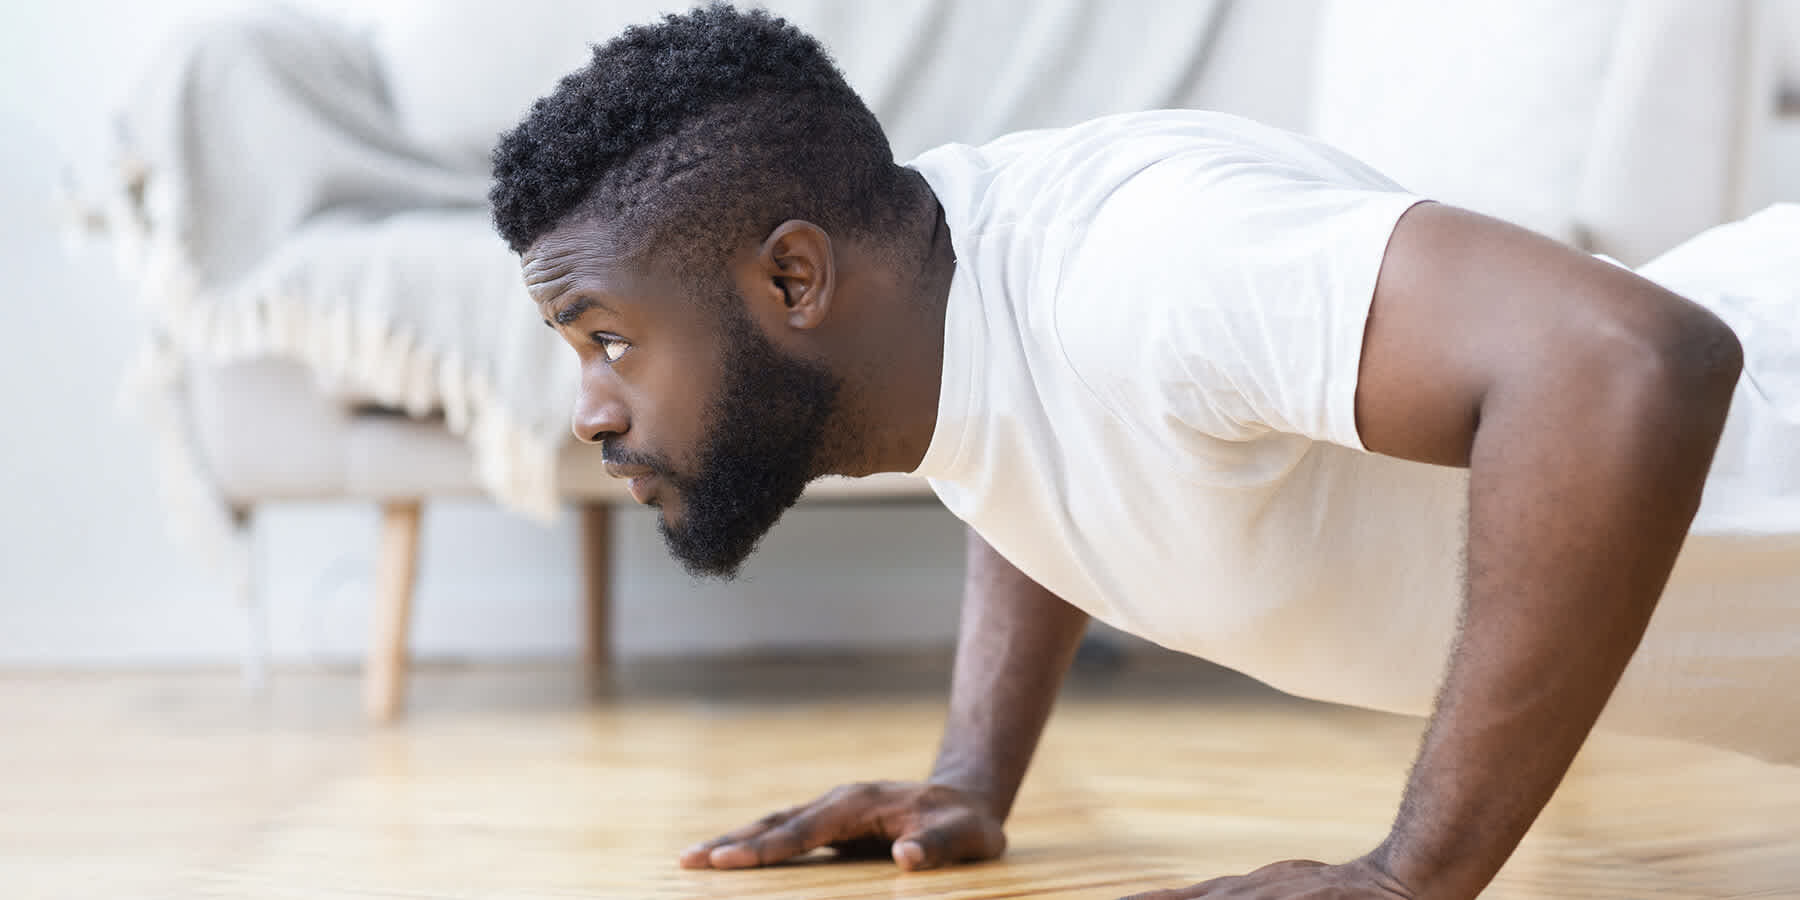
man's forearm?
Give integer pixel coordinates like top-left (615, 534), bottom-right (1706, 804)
top-left (1372, 330), bottom-right (1743, 898)
top-left (930, 527), bottom-right (1090, 821)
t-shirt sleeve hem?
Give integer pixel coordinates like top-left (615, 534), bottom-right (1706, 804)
top-left (1331, 195), bottom-right (1434, 452)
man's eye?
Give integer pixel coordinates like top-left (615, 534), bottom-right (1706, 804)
top-left (593, 334), bottom-right (630, 363)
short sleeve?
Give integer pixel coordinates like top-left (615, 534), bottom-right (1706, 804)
top-left (1055, 147), bottom-right (1426, 453)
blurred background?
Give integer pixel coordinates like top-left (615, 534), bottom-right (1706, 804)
top-left (5, 3), bottom-right (1800, 898)
top-left (2, 0), bottom-right (1796, 682)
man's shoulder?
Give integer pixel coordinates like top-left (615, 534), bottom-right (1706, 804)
top-left (909, 110), bottom-right (1315, 230)
top-left (943, 109), bottom-right (1294, 160)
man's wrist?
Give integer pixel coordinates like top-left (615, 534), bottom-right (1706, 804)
top-left (1363, 830), bottom-right (1495, 900)
top-left (926, 765), bottom-right (1011, 821)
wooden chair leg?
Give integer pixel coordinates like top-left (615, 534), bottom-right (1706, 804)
top-left (234, 507), bottom-right (269, 696)
top-left (365, 500), bottom-right (422, 723)
top-left (579, 503), bottom-right (613, 674)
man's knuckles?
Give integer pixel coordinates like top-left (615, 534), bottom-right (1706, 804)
top-left (683, 781), bottom-right (1000, 872)
top-left (823, 780), bottom-right (894, 809)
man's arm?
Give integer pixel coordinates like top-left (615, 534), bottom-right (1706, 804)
top-left (680, 527), bottom-right (1088, 870)
top-left (1130, 202), bottom-right (1742, 900)
top-left (928, 527), bottom-right (1093, 823)
top-left (1354, 204), bottom-right (1742, 896)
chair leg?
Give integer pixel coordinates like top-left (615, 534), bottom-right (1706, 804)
top-left (579, 503), bottom-right (614, 675)
top-left (234, 507), bottom-right (269, 696)
top-left (365, 500), bottom-right (423, 723)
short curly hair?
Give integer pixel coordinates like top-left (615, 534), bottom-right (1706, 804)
top-left (490, 4), bottom-right (912, 278)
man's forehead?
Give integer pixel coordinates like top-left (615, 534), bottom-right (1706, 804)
top-left (520, 223), bottom-right (638, 305)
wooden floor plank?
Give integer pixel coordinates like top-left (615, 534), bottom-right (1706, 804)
top-left (0, 657), bottom-right (1795, 899)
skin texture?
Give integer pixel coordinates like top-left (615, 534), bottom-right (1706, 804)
top-left (526, 195), bottom-right (1742, 898)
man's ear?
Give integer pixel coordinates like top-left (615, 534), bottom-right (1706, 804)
top-left (753, 220), bottom-right (834, 330)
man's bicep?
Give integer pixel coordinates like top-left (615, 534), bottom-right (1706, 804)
top-left (1353, 202), bottom-right (1709, 467)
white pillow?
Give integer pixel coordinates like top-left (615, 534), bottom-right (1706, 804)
top-left (1309, 0), bottom-right (1628, 244)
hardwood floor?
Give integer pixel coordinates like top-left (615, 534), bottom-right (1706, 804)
top-left (2, 653), bottom-right (1796, 899)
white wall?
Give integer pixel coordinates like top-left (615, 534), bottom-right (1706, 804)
top-left (2, 0), bottom-right (265, 666)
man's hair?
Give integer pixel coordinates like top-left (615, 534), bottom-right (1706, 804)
top-left (490, 3), bottom-right (912, 276)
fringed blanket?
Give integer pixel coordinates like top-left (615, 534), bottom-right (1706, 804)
top-left (76, 7), bottom-right (574, 555)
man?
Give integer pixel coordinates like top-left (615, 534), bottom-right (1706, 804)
top-left (489, 6), bottom-right (1798, 899)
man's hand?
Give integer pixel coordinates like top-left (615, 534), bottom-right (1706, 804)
top-left (1120, 859), bottom-right (1416, 899)
top-left (678, 532), bottom-right (1082, 876)
top-left (678, 530), bottom-right (1088, 874)
top-left (678, 780), bottom-right (1006, 871)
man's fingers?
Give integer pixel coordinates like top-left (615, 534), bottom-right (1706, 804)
top-left (706, 805), bottom-right (847, 869)
top-left (1117, 875), bottom-right (1235, 899)
top-left (891, 834), bottom-right (930, 870)
top-left (679, 783), bottom-right (1006, 873)
top-left (677, 805), bottom-right (804, 869)
top-left (892, 810), bottom-right (1007, 871)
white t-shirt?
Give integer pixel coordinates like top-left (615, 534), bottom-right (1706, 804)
top-left (906, 110), bottom-right (1800, 765)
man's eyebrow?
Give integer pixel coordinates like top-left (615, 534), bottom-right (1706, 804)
top-left (547, 295), bottom-right (614, 327)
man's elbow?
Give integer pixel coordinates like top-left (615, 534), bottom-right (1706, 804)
top-left (1663, 308), bottom-right (1743, 402)
top-left (1634, 300), bottom-right (1743, 416)
top-left (1595, 297), bottom-right (1743, 466)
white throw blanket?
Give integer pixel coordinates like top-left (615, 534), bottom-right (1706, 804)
top-left (84, 7), bottom-right (575, 554)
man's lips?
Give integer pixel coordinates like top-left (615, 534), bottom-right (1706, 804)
top-left (604, 463), bottom-right (661, 505)
top-left (626, 473), bottom-right (658, 505)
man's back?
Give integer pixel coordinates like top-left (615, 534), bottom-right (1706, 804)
top-left (907, 110), bottom-right (1800, 764)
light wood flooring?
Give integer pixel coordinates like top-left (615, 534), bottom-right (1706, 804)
top-left (3, 653), bottom-right (1797, 899)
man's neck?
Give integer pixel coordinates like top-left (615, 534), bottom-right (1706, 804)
top-left (833, 171), bottom-right (954, 477)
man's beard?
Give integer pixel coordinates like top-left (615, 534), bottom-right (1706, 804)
top-left (611, 298), bottom-right (844, 579)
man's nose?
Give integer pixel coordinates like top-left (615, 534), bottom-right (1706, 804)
top-left (572, 385), bottom-right (629, 445)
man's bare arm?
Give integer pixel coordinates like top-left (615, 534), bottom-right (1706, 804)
top-left (680, 527), bottom-right (1088, 870)
top-left (1355, 203), bottom-right (1743, 897)
top-left (929, 527), bottom-right (1093, 823)
top-left (1127, 203), bottom-right (1741, 900)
